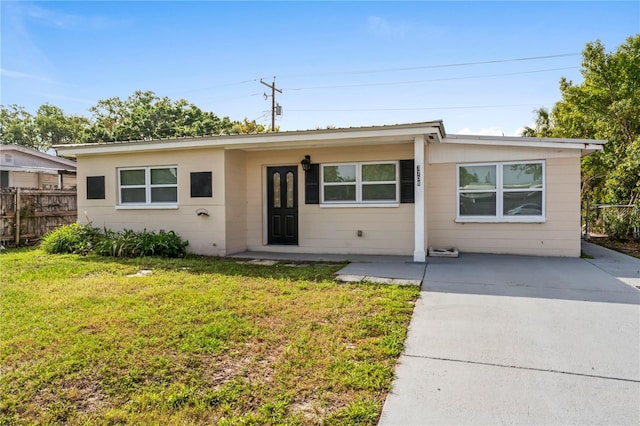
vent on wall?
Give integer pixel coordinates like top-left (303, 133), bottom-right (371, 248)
top-left (4, 153), bottom-right (13, 163)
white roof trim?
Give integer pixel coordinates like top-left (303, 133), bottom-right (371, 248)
top-left (52, 121), bottom-right (606, 158)
top-left (54, 121), bottom-right (446, 157)
top-left (0, 165), bottom-right (75, 174)
top-left (443, 134), bottom-right (606, 153)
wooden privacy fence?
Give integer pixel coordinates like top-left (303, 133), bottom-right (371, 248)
top-left (1, 188), bottom-right (77, 247)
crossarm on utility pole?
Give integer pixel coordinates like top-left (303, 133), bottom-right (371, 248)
top-left (260, 78), bottom-right (282, 131)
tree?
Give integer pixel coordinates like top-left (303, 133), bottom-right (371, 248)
top-left (0, 105), bottom-right (40, 150)
top-left (1, 104), bottom-right (89, 150)
top-left (230, 117), bottom-right (270, 134)
top-left (523, 35), bottom-right (640, 204)
top-left (34, 104), bottom-right (90, 146)
top-left (521, 107), bottom-right (553, 137)
top-left (84, 90), bottom-right (259, 142)
top-left (2, 90), bottom-right (272, 151)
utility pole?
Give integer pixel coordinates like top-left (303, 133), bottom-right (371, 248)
top-left (260, 77), bottom-right (282, 131)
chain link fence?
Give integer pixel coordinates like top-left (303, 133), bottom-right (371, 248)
top-left (583, 202), bottom-right (639, 241)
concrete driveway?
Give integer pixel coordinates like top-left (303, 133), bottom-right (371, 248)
top-left (380, 244), bottom-right (640, 425)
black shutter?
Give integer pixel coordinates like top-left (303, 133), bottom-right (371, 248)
top-left (190, 172), bottom-right (213, 197)
top-left (305, 163), bottom-right (320, 204)
top-left (399, 160), bottom-right (414, 203)
top-left (86, 176), bottom-right (105, 200)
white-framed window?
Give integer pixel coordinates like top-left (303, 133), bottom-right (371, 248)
top-left (118, 166), bottom-right (178, 206)
top-left (457, 161), bottom-right (545, 222)
top-left (321, 161), bottom-right (399, 205)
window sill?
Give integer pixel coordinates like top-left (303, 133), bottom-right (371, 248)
top-left (115, 204), bottom-right (179, 210)
top-left (320, 203), bottom-right (400, 208)
top-left (456, 217), bottom-right (546, 223)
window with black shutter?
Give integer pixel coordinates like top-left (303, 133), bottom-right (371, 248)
top-left (190, 172), bottom-right (212, 198)
top-left (399, 159), bottom-right (415, 203)
top-left (304, 164), bottom-right (320, 204)
top-left (86, 176), bottom-right (105, 199)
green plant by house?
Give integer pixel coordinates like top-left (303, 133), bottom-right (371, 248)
top-left (41, 224), bottom-right (189, 258)
top-left (40, 222), bottom-right (102, 255)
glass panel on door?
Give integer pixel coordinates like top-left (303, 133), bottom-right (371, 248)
top-left (286, 171), bottom-right (294, 208)
top-left (273, 172), bottom-right (281, 208)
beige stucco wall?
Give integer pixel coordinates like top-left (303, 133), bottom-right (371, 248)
top-left (76, 148), bottom-right (227, 256)
top-left (426, 142), bottom-right (582, 257)
top-left (72, 138), bottom-right (585, 258)
top-left (224, 150), bottom-right (247, 254)
top-left (243, 143), bottom-right (415, 255)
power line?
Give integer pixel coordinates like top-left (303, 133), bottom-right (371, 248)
top-left (168, 78), bottom-right (258, 97)
top-left (278, 53), bottom-right (580, 78)
top-left (168, 53), bottom-right (579, 97)
top-left (283, 67), bottom-right (578, 91)
top-left (287, 103), bottom-right (554, 112)
top-left (252, 111), bottom-right (271, 122)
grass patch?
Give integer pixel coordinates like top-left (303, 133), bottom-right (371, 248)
top-left (580, 251), bottom-right (594, 259)
top-left (0, 248), bottom-right (419, 425)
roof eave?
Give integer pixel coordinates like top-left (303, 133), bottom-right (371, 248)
top-left (0, 165), bottom-right (76, 174)
top-left (442, 134), bottom-right (606, 155)
top-left (54, 121), bottom-right (446, 157)
top-left (1, 143), bottom-right (78, 167)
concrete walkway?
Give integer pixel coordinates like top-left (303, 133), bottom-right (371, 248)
top-left (229, 250), bottom-right (413, 263)
top-left (380, 246), bottom-right (640, 425)
top-left (229, 251), bottom-right (425, 285)
top-left (335, 262), bottom-right (425, 285)
top-left (582, 241), bottom-right (640, 288)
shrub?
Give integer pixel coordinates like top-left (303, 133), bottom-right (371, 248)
top-left (95, 229), bottom-right (188, 258)
top-left (41, 225), bottom-right (188, 258)
top-left (41, 223), bottom-right (101, 255)
top-left (602, 207), bottom-right (637, 241)
top-left (632, 207), bottom-right (640, 241)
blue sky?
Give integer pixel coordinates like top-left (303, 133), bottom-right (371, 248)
top-left (2, 1), bottom-right (638, 136)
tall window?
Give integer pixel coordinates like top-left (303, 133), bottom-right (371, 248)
top-left (118, 166), bottom-right (178, 205)
top-left (321, 161), bottom-right (398, 204)
top-left (457, 161), bottom-right (544, 221)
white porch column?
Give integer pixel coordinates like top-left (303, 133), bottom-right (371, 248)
top-left (413, 135), bottom-right (426, 262)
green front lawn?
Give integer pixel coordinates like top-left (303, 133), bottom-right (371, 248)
top-left (0, 249), bottom-right (419, 425)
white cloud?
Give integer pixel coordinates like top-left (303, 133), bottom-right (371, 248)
top-left (24, 3), bottom-right (127, 31)
top-left (367, 16), bottom-right (393, 36)
top-left (367, 16), bottom-right (415, 37)
top-left (456, 127), bottom-right (505, 136)
top-left (455, 127), bottom-right (524, 137)
top-left (513, 126), bottom-right (528, 136)
top-left (1, 67), bottom-right (50, 82)
top-left (366, 15), bottom-right (445, 39)
top-left (35, 93), bottom-right (96, 105)
top-left (36, 93), bottom-right (98, 105)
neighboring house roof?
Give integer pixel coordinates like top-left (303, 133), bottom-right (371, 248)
top-left (53, 121), bottom-right (606, 158)
top-left (1, 144), bottom-right (77, 172)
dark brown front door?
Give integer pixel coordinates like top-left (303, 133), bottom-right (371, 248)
top-left (267, 166), bottom-right (298, 245)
